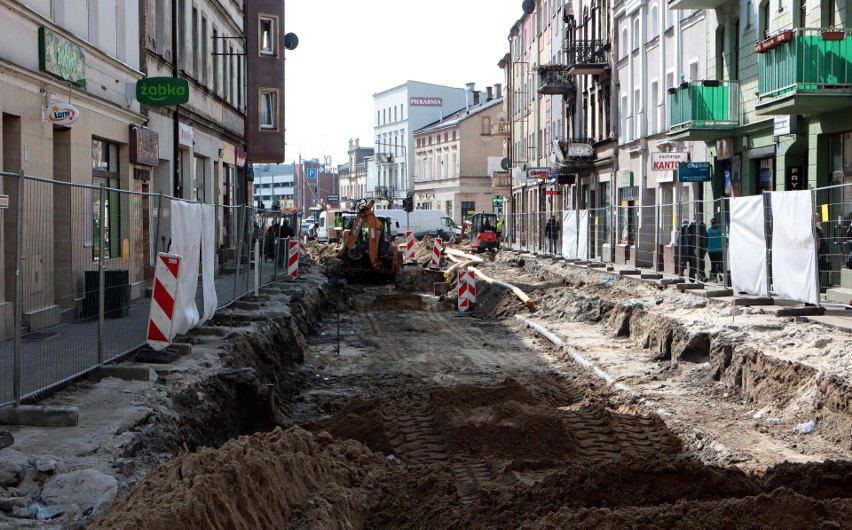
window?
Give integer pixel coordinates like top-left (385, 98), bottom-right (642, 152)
top-left (88, 0), bottom-right (99, 46)
top-left (633, 18), bottom-right (640, 50)
top-left (259, 89), bottom-right (279, 130)
top-left (665, 3), bottom-right (673, 29)
top-left (155, 0), bottom-right (165, 54)
top-left (461, 201), bottom-right (476, 216)
top-left (633, 88), bottom-right (641, 139)
top-left (620, 93), bottom-right (627, 142)
top-left (91, 139), bottom-right (120, 261)
top-left (213, 27), bottom-right (219, 93)
top-left (650, 4), bottom-right (659, 39)
top-left (201, 16), bottom-right (208, 85)
top-left (192, 7), bottom-right (198, 75)
top-left (259, 15), bottom-right (278, 56)
top-left (482, 117), bottom-right (491, 135)
top-left (760, 1), bottom-right (770, 39)
top-left (194, 156), bottom-right (206, 202)
top-left (621, 27), bottom-right (629, 58)
top-left (650, 80), bottom-right (659, 133)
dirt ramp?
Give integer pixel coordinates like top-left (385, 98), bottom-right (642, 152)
top-left (91, 427), bottom-right (385, 530)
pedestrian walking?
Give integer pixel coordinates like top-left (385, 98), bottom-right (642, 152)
top-left (693, 217), bottom-right (708, 282)
top-left (815, 213), bottom-right (830, 288)
top-left (544, 215), bottom-right (560, 255)
top-left (277, 219), bottom-right (293, 267)
top-left (706, 218), bottom-right (724, 283)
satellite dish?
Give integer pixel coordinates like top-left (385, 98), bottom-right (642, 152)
top-left (284, 33), bottom-right (299, 50)
top-left (500, 157), bottom-right (512, 170)
top-left (522, 0), bottom-right (535, 14)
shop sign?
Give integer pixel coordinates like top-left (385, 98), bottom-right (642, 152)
top-left (527, 167), bottom-right (549, 179)
top-left (130, 126), bottom-right (159, 166)
top-left (179, 123), bottom-right (194, 147)
top-left (785, 166), bottom-right (803, 191)
top-left (651, 152), bottom-right (687, 183)
top-left (677, 162), bottom-right (712, 182)
top-left (565, 143), bottom-right (594, 157)
top-left (137, 77), bottom-right (190, 106)
top-left (620, 186), bottom-right (640, 201)
top-left (773, 115), bottom-right (796, 136)
top-left (235, 148), bottom-right (247, 167)
top-left (46, 102), bottom-right (80, 126)
top-left (38, 27), bottom-right (86, 86)
top-left (619, 170), bottom-right (634, 187)
top-left (409, 97), bottom-right (443, 106)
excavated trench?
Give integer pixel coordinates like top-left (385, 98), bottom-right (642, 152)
top-left (90, 255), bottom-right (852, 529)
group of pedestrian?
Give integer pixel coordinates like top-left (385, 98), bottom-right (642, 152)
top-left (264, 219), bottom-right (293, 266)
top-left (678, 217), bottom-right (724, 283)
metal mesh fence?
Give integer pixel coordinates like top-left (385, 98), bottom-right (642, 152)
top-left (0, 171), bottom-right (298, 407)
top-left (503, 183), bottom-right (852, 299)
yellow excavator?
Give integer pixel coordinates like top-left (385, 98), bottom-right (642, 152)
top-left (337, 200), bottom-right (401, 279)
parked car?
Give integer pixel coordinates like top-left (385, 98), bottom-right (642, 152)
top-left (300, 219), bottom-right (317, 239)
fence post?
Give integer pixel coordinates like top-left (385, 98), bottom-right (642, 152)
top-left (233, 206), bottom-right (244, 301)
top-left (654, 200), bottom-right (660, 272)
top-left (98, 182), bottom-right (106, 365)
top-left (13, 171), bottom-right (24, 404)
top-left (812, 189), bottom-right (821, 305)
top-left (152, 193), bottom-right (164, 263)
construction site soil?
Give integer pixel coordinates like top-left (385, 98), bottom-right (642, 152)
top-left (2, 238), bottom-right (851, 529)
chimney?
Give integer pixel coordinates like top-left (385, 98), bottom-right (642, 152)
top-left (474, 91), bottom-right (481, 105)
top-left (465, 82), bottom-right (475, 113)
top-left (486, 86), bottom-right (493, 101)
top-left (355, 137), bottom-right (360, 149)
top-left (495, 83), bottom-right (502, 98)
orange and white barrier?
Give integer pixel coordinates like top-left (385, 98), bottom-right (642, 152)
top-left (405, 231), bottom-right (416, 261)
top-left (431, 237), bottom-right (443, 268)
top-left (147, 253), bottom-right (182, 351)
top-left (458, 268), bottom-right (476, 311)
top-left (299, 235), bottom-right (307, 260)
top-left (288, 240), bottom-right (299, 278)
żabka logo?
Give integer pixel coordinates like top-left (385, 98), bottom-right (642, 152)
top-left (139, 84), bottom-right (187, 101)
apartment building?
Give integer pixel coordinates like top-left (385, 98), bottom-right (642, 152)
top-left (0, 0), bottom-right (145, 336)
top-left (338, 138), bottom-right (373, 210)
top-left (372, 81), bottom-right (467, 205)
top-left (614, 2), bottom-right (707, 269)
top-left (412, 87), bottom-right (505, 221)
top-left (252, 163), bottom-right (295, 210)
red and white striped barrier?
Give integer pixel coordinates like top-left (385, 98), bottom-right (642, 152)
top-left (299, 235), bottom-right (307, 260)
top-left (458, 269), bottom-right (476, 311)
top-left (146, 253), bottom-right (182, 351)
top-left (288, 240), bottom-right (299, 278)
top-left (431, 237), bottom-right (443, 268)
top-left (405, 231), bottom-right (416, 261)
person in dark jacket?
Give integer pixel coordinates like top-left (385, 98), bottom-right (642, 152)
top-left (544, 215), bottom-right (560, 255)
top-left (692, 217), bottom-right (707, 282)
top-left (679, 220), bottom-right (697, 282)
top-left (277, 219), bottom-right (294, 267)
top-left (706, 218), bottom-right (724, 283)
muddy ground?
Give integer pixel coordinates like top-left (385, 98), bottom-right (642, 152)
top-left (2, 239), bottom-right (851, 529)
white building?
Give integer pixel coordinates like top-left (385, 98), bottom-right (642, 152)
top-left (614, 1), bottom-right (706, 269)
top-left (252, 163), bottom-right (295, 210)
top-left (371, 80), bottom-right (467, 203)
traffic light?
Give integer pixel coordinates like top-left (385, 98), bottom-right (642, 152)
top-left (403, 193), bottom-right (414, 212)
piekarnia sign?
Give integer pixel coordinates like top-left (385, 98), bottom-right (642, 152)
top-left (409, 97), bottom-right (443, 106)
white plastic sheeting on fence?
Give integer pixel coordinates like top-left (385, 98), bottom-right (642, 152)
top-left (170, 202), bottom-right (218, 335)
top-left (561, 210), bottom-right (589, 259)
top-left (730, 195), bottom-right (768, 296)
top-left (771, 190), bottom-right (819, 305)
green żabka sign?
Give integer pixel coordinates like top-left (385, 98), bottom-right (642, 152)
top-left (137, 77), bottom-right (190, 106)
top-left (38, 27), bottom-right (86, 86)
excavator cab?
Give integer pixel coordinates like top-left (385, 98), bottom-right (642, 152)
top-left (338, 200), bottom-right (400, 280)
top-left (468, 212), bottom-right (499, 253)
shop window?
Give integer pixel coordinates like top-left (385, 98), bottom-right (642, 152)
top-left (91, 139), bottom-right (120, 261)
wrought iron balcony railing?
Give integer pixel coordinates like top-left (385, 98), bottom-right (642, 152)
top-left (564, 39), bottom-right (609, 74)
top-left (537, 65), bottom-right (577, 96)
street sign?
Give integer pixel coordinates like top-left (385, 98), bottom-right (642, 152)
top-left (0, 195), bottom-right (8, 209)
top-left (306, 168), bottom-right (317, 180)
top-left (327, 194), bottom-right (339, 203)
top-left (136, 77), bottom-right (189, 106)
top-left (678, 162), bottom-right (712, 182)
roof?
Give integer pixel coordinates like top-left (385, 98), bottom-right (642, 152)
top-left (413, 97), bottom-right (504, 135)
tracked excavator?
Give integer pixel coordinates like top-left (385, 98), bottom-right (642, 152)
top-left (337, 200), bottom-right (401, 280)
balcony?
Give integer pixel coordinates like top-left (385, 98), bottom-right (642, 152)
top-left (756, 28), bottom-right (852, 115)
top-left (667, 80), bottom-right (740, 141)
top-left (491, 120), bottom-right (511, 137)
top-left (564, 40), bottom-right (610, 76)
top-left (537, 65), bottom-right (577, 97)
top-left (554, 138), bottom-right (595, 173)
top-left (667, 0), bottom-right (727, 9)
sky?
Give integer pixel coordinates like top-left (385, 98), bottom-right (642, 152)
top-left (283, 0), bottom-right (522, 166)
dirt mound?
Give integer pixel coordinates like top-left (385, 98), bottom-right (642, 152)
top-left (91, 427), bottom-right (386, 530)
top-left (91, 379), bottom-right (852, 529)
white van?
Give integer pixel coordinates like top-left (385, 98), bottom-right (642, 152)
top-left (374, 209), bottom-right (460, 239)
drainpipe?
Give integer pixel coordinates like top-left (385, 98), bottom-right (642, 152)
top-left (172, 0), bottom-right (180, 197)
